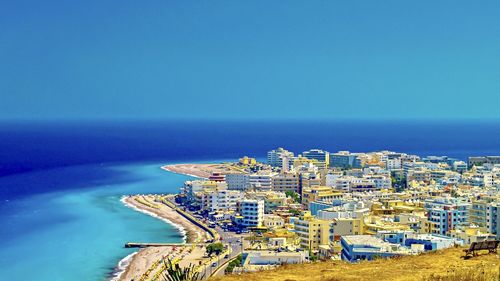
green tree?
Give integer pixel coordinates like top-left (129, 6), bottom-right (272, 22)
top-left (205, 242), bottom-right (224, 257)
top-left (225, 254), bottom-right (243, 274)
top-left (285, 191), bottom-right (300, 203)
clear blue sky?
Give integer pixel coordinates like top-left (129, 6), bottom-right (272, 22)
top-left (1, 1), bottom-right (499, 120)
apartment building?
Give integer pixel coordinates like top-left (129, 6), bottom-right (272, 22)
top-left (469, 197), bottom-right (500, 238)
top-left (385, 153), bottom-right (403, 170)
top-left (183, 180), bottom-right (227, 203)
top-left (245, 190), bottom-right (287, 213)
top-left (272, 172), bottom-right (300, 193)
top-left (407, 170), bottom-right (431, 184)
top-left (294, 215), bottom-right (330, 251)
top-left (299, 172), bottom-right (322, 189)
top-left (248, 172), bottom-right (276, 190)
top-left (239, 199), bottom-right (265, 227)
top-left (267, 147), bottom-right (294, 168)
top-left (425, 198), bottom-right (470, 236)
top-left (226, 173), bottom-right (249, 191)
top-left (316, 201), bottom-right (368, 218)
top-left (486, 202), bottom-right (499, 239)
top-left (200, 189), bottom-right (243, 212)
top-left (302, 149), bottom-right (330, 168)
top-left (330, 151), bottom-right (362, 169)
top-left (470, 199), bottom-right (489, 228)
top-left (302, 186), bottom-right (343, 206)
top-left (349, 178), bottom-right (380, 192)
top-left (208, 172), bottom-right (226, 182)
top-left (341, 235), bottom-right (412, 262)
top-left (330, 217), bottom-right (364, 240)
top-left (468, 156), bottom-right (500, 167)
top-left (263, 214), bottom-right (285, 229)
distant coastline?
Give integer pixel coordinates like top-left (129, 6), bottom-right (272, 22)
top-left (3, 121), bottom-right (500, 178)
top-left (161, 163), bottom-right (239, 179)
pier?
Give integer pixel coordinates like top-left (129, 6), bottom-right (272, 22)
top-left (125, 242), bottom-right (187, 248)
top-left (124, 242), bottom-right (209, 248)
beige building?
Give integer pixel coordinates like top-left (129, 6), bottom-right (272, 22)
top-left (263, 214), bottom-right (285, 229)
top-left (272, 172), bottom-right (300, 193)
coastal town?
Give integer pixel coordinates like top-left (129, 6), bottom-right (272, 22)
top-left (121, 149), bottom-right (500, 280)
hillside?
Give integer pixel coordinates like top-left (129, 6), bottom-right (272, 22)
top-left (211, 247), bottom-right (499, 281)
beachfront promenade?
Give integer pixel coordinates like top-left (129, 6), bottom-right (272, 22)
top-left (120, 194), bottom-right (245, 281)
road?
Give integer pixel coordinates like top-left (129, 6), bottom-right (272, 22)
top-left (199, 225), bottom-right (249, 279)
top-left (169, 199), bottom-right (248, 279)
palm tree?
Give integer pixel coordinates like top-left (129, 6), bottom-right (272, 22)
top-left (162, 258), bottom-right (203, 281)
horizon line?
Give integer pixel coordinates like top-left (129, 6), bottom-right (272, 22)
top-left (0, 117), bottom-right (500, 123)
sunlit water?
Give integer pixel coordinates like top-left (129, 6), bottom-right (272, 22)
top-left (0, 162), bottom-right (191, 281)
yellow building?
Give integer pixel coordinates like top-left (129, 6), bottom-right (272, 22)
top-left (370, 202), bottom-right (396, 216)
top-left (293, 156), bottom-right (327, 170)
top-left (301, 186), bottom-right (343, 206)
top-left (330, 217), bottom-right (364, 240)
top-left (450, 226), bottom-right (496, 244)
top-left (396, 212), bottom-right (429, 234)
top-left (363, 215), bottom-right (411, 235)
top-left (294, 213), bottom-right (330, 251)
top-left (383, 200), bottom-right (421, 214)
top-left (239, 156), bottom-right (257, 165)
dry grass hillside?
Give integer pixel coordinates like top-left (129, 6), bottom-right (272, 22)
top-left (211, 247), bottom-right (499, 281)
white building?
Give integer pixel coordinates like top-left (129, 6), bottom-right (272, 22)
top-left (329, 176), bottom-right (353, 191)
top-left (487, 202), bottom-right (499, 239)
top-left (365, 175), bottom-right (391, 189)
top-left (201, 189), bottom-right (243, 212)
top-left (226, 173), bottom-right (249, 191)
top-left (325, 172), bottom-right (343, 187)
top-left (385, 153), bottom-right (403, 170)
top-left (236, 250), bottom-right (308, 272)
top-left (317, 202), bottom-right (369, 220)
top-left (248, 172), bottom-right (276, 190)
top-left (302, 149), bottom-right (330, 168)
top-left (240, 199), bottom-right (264, 227)
top-left (267, 147), bottom-right (294, 168)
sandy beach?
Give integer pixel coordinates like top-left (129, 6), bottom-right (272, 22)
top-left (162, 163), bottom-right (240, 179)
top-left (118, 195), bottom-right (212, 281)
top-left (123, 195), bottom-right (210, 243)
top-left (116, 163), bottom-right (239, 281)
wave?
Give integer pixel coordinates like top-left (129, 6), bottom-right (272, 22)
top-left (108, 251), bottom-right (137, 281)
top-left (111, 197), bottom-right (188, 280)
top-left (120, 196), bottom-right (187, 242)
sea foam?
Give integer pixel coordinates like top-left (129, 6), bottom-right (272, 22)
top-left (109, 251), bottom-right (137, 281)
top-left (120, 196), bottom-right (187, 242)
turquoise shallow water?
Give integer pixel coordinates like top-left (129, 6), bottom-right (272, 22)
top-left (0, 162), bottom-right (193, 281)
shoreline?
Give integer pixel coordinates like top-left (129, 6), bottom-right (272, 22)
top-left (116, 195), bottom-right (211, 281)
top-left (109, 251), bottom-right (137, 281)
top-left (161, 163), bottom-right (241, 179)
top-left (121, 196), bottom-right (188, 242)
top-left (112, 163), bottom-right (226, 281)
top-left (162, 164), bottom-right (207, 179)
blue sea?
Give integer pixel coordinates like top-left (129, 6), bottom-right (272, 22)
top-left (0, 120), bottom-right (499, 281)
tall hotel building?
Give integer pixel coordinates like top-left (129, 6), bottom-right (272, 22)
top-left (267, 147), bottom-right (294, 168)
